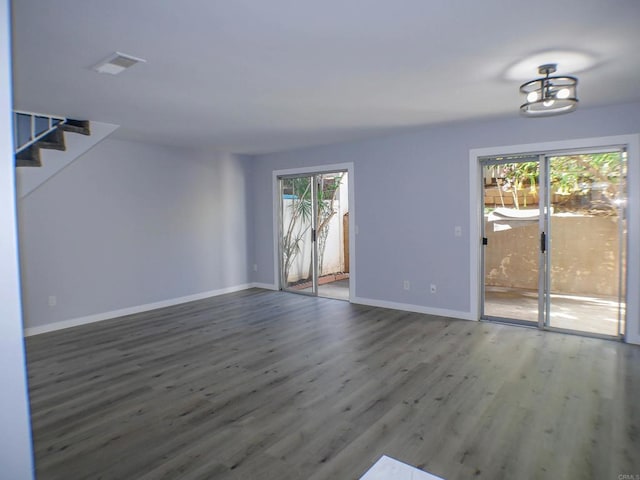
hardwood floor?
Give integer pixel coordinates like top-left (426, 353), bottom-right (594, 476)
top-left (26, 289), bottom-right (640, 480)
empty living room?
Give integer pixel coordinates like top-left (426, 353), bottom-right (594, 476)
top-left (2, 1), bottom-right (640, 479)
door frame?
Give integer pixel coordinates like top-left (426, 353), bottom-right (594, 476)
top-left (470, 135), bottom-right (640, 344)
top-left (278, 174), bottom-right (319, 296)
top-left (272, 163), bottom-right (355, 302)
top-left (479, 154), bottom-right (546, 328)
top-left (479, 149), bottom-right (627, 338)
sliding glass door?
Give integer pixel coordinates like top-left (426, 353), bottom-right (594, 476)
top-left (481, 149), bottom-right (627, 338)
top-left (279, 172), bottom-right (350, 299)
top-left (481, 157), bottom-right (543, 326)
top-left (546, 152), bottom-right (627, 336)
top-left (280, 175), bottom-right (317, 294)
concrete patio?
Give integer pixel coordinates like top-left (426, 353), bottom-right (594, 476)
top-left (484, 286), bottom-right (623, 337)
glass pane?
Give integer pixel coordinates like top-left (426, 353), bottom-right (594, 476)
top-left (281, 176), bottom-right (315, 292)
top-left (16, 113), bottom-right (32, 149)
top-left (547, 152), bottom-right (626, 336)
top-left (316, 172), bottom-right (350, 300)
top-left (34, 116), bottom-right (50, 137)
top-left (483, 161), bottom-right (540, 323)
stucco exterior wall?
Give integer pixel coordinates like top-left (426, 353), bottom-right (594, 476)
top-left (485, 215), bottom-right (623, 297)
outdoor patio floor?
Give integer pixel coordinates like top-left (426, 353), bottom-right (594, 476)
top-left (318, 278), bottom-right (350, 300)
top-left (484, 286), bottom-right (623, 337)
top-left (295, 278), bottom-right (350, 301)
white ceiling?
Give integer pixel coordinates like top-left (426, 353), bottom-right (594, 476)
top-left (11, 0), bottom-right (640, 154)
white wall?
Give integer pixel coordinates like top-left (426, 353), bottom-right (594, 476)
top-left (249, 102), bottom-right (640, 338)
top-left (18, 138), bottom-right (252, 331)
top-left (282, 194), bottom-right (346, 283)
top-left (0, 0), bottom-right (35, 476)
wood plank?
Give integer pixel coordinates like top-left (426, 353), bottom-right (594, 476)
top-left (26, 289), bottom-right (640, 480)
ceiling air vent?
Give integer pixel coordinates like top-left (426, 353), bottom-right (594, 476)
top-left (92, 52), bottom-right (146, 75)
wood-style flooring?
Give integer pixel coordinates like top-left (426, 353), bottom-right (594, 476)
top-left (26, 288), bottom-right (640, 480)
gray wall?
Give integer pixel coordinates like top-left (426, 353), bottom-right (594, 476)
top-left (249, 102), bottom-right (640, 317)
top-left (16, 101), bottom-right (640, 335)
top-left (0, 0), bottom-right (34, 476)
top-left (18, 139), bottom-right (252, 329)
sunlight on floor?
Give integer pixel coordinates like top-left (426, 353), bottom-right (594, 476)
top-left (484, 287), bottom-right (623, 336)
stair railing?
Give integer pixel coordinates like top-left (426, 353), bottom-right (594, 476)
top-left (13, 110), bottom-right (66, 155)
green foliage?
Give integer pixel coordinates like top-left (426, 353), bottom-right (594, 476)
top-left (549, 152), bottom-right (624, 195)
top-left (490, 152), bottom-right (625, 212)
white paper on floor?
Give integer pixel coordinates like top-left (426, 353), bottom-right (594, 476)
top-left (359, 455), bottom-right (444, 480)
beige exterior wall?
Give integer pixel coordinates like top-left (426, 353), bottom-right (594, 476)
top-left (484, 215), bottom-right (624, 297)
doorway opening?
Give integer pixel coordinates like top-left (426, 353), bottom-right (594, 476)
top-left (278, 171), bottom-right (350, 301)
top-left (480, 149), bottom-right (627, 338)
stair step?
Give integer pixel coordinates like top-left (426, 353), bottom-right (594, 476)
top-left (60, 119), bottom-right (90, 136)
top-left (14, 117), bottom-right (91, 168)
top-left (15, 145), bottom-right (42, 167)
top-left (37, 128), bottom-right (66, 151)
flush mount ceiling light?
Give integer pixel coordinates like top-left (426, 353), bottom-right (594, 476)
top-left (92, 52), bottom-right (146, 75)
top-left (519, 64), bottom-right (578, 117)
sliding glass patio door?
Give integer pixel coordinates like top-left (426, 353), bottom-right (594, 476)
top-left (278, 171), bottom-right (350, 299)
top-left (279, 175), bottom-right (318, 294)
top-left (546, 152), bottom-right (627, 336)
top-left (481, 149), bottom-right (627, 338)
top-left (481, 156), bottom-right (543, 326)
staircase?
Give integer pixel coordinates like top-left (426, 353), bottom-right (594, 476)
top-left (14, 111), bottom-right (91, 167)
top-left (13, 111), bottom-right (119, 199)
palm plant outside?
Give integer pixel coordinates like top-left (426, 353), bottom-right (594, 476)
top-left (282, 174), bottom-right (345, 285)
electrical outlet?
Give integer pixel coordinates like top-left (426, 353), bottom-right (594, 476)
top-left (430, 284), bottom-right (437, 294)
top-left (403, 280), bottom-right (410, 291)
top-left (253, 264), bottom-right (258, 272)
top-left (454, 226), bottom-right (462, 237)
top-left (48, 295), bottom-right (57, 307)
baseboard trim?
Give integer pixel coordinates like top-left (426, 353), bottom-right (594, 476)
top-left (24, 283), bottom-right (254, 337)
top-left (25, 285), bottom-right (637, 345)
top-left (24, 286), bottom-right (474, 337)
top-left (351, 296), bottom-right (474, 321)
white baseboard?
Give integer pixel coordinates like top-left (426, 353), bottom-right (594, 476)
top-left (26, 285), bottom-right (638, 346)
top-left (24, 285), bottom-right (476, 337)
top-left (352, 296), bottom-right (475, 322)
top-left (24, 283), bottom-right (254, 337)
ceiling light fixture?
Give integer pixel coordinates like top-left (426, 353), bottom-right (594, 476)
top-left (92, 52), bottom-right (146, 75)
top-left (519, 64), bottom-right (578, 117)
